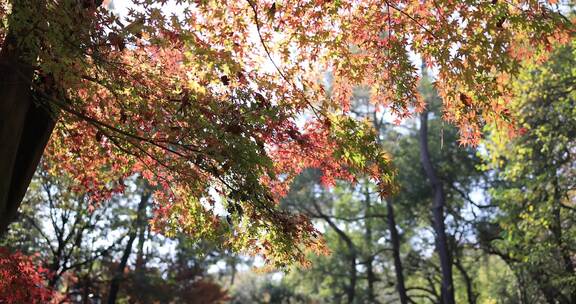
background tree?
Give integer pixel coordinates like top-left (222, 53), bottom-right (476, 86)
top-left (483, 42), bottom-right (576, 304)
top-left (282, 170), bottom-right (391, 303)
top-left (273, 79), bottom-right (487, 303)
top-left (1, 161), bottom-right (130, 294)
top-left (1, 163), bottom-right (232, 303)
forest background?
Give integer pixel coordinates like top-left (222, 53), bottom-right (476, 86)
top-left (0, 0), bottom-right (574, 304)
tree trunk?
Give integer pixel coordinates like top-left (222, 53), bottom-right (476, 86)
top-left (454, 258), bottom-right (476, 304)
top-left (135, 209), bottom-right (148, 270)
top-left (0, 35), bottom-right (37, 235)
top-left (107, 188), bottom-right (151, 304)
top-left (386, 198), bottom-right (409, 304)
top-left (365, 255), bottom-right (376, 303)
top-left (347, 250), bottom-right (357, 304)
top-left (0, 0), bottom-right (108, 237)
top-left (363, 183), bottom-right (377, 303)
top-left (107, 231), bottom-right (137, 304)
top-left (552, 179), bottom-right (576, 302)
top-left (228, 256), bottom-right (237, 286)
top-left (312, 200), bottom-right (356, 304)
top-left (0, 1), bottom-right (58, 236)
top-left (419, 110), bottom-right (455, 304)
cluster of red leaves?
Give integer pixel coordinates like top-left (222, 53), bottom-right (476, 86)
top-left (268, 120), bottom-right (354, 197)
top-left (0, 248), bottom-right (53, 304)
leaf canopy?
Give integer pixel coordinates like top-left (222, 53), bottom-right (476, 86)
top-left (2, 0), bottom-right (572, 267)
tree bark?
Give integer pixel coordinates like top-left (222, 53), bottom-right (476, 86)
top-left (419, 110), bottom-right (455, 304)
top-left (0, 35), bottom-right (36, 235)
top-left (551, 179), bottom-right (576, 303)
top-left (454, 258), bottom-right (476, 304)
top-left (135, 210), bottom-right (148, 270)
top-left (0, 1), bottom-right (58, 236)
top-left (386, 198), bottom-right (409, 304)
top-left (363, 183), bottom-right (377, 303)
top-left (133, 189), bottom-right (150, 297)
top-left (228, 256), bottom-right (237, 286)
top-left (0, 0), bottom-right (108, 237)
top-left (107, 187), bottom-right (151, 304)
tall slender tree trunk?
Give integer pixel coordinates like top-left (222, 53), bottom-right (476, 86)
top-left (363, 183), bottom-right (377, 303)
top-left (365, 255), bottom-right (376, 303)
top-left (552, 179), bottom-right (576, 303)
top-left (386, 198), bottom-right (409, 304)
top-left (107, 187), bottom-right (151, 304)
top-left (135, 212), bottom-right (148, 270)
top-left (419, 110), bottom-right (455, 304)
top-left (228, 257), bottom-right (237, 286)
top-left (107, 232), bottom-right (137, 304)
top-left (134, 191), bottom-right (150, 295)
top-left (347, 249), bottom-right (357, 304)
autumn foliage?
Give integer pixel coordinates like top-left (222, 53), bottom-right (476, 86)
top-left (0, 248), bottom-right (53, 304)
top-left (0, 0), bottom-right (572, 267)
